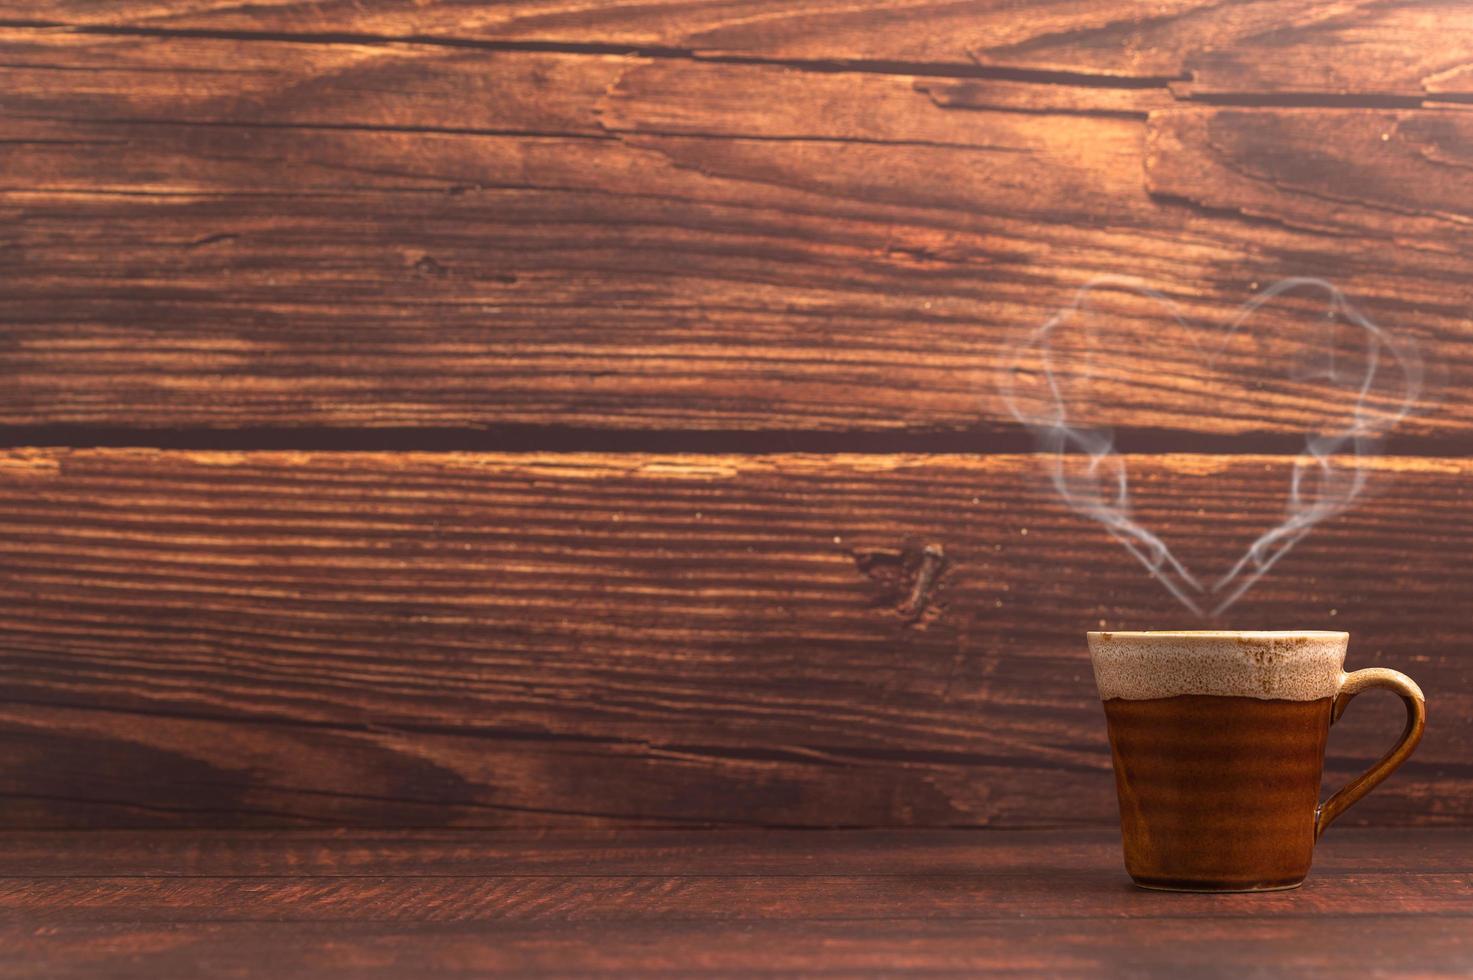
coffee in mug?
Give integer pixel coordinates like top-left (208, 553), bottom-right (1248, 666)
top-left (1088, 630), bottom-right (1424, 892)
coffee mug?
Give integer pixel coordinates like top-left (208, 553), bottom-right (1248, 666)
top-left (1088, 630), bottom-right (1424, 892)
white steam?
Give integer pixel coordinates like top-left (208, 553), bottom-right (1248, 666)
top-left (998, 277), bottom-right (1423, 618)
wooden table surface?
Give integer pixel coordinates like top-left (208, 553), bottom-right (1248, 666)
top-left (0, 828), bottom-right (1468, 977)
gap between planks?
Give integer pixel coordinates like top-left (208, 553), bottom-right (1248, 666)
top-left (1, 425), bottom-right (1471, 457)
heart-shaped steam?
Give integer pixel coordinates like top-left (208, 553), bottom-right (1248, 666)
top-left (999, 277), bottom-right (1423, 617)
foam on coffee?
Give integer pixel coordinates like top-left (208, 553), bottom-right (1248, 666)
top-left (1088, 630), bottom-right (1347, 701)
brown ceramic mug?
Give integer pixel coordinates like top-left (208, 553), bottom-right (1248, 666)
top-left (1088, 630), bottom-right (1425, 892)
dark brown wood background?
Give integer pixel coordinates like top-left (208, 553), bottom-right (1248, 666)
top-left (1, 1), bottom-right (1470, 829)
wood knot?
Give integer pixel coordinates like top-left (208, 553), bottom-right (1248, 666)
top-left (408, 252), bottom-right (448, 277)
top-left (852, 541), bottom-right (949, 629)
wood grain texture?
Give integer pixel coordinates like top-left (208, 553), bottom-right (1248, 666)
top-left (6, 0), bottom-right (1471, 93)
top-left (7, 918), bottom-right (1473, 980)
top-left (0, 828), bottom-right (1469, 977)
top-left (2, 27), bottom-right (1472, 437)
top-left (1147, 108), bottom-right (1473, 242)
top-left (3, 2), bottom-right (1473, 839)
top-left (1, 449), bottom-right (1469, 828)
top-left (1176, 1), bottom-right (1473, 101)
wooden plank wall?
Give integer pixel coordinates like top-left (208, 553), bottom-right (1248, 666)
top-left (0, 1), bottom-right (1470, 828)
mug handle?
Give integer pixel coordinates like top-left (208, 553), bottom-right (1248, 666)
top-left (1315, 668), bottom-right (1426, 838)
